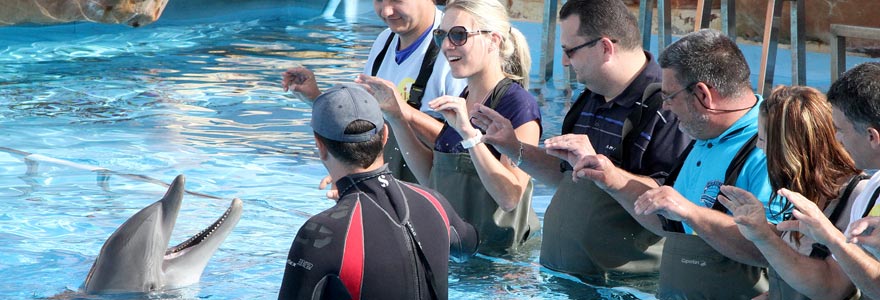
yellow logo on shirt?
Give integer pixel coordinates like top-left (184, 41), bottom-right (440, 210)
top-left (868, 205), bottom-right (880, 217)
top-left (398, 77), bottom-right (416, 102)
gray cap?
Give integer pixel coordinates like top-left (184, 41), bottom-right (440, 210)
top-left (310, 83), bottom-right (384, 143)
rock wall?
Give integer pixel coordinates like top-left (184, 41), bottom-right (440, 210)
top-left (508, 0), bottom-right (880, 55)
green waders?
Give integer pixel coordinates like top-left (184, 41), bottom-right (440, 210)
top-left (657, 232), bottom-right (767, 300)
top-left (540, 171), bottom-right (662, 284)
top-left (429, 151), bottom-right (539, 255)
top-left (384, 126), bottom-right (419, 183)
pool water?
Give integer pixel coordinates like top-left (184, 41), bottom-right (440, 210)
top-left (0, 1), bottom-right (653, 299)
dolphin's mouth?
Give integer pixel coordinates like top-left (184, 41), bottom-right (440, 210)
top-left (164, 202), bottom-right (235, 259)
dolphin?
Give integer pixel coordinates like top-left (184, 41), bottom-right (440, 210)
top-left (82, 174), bottom-right (243, 293)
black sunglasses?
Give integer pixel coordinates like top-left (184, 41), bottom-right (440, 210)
top-left (563, 37), bottom-right (617, 58)
top-left (433, 26), bottom-right (492, 47)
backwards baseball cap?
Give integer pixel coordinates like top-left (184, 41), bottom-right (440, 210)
top-left (310, 83), bottom-right (384, 143)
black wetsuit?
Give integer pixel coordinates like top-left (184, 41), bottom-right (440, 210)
top-left (278, 166), bottom-right (479, 300)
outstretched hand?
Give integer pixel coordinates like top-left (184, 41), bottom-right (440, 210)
top-left (281, 66), bottom-right (321, 102)
top-left (847, 216), bottom-right (880, 257)
top-left (775, 188), bottom-right (845, 246)
top-left (544, 134), bottom-right (597, 168)
top-left (470, 103), bottom-right (518, 150)
top-left (634, 186), bottom-right (696, 222)
top-left (355, 74), bottom-right (404, 118)
top-left (717, 185), bottom-right (776, 242)
top-left (429, 96), bottom-right (477, 138)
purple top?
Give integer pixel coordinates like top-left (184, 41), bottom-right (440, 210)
top-left (434, 81), bottom-right (541, 158)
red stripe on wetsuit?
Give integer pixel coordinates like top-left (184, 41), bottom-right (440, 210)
top-left (405, 183), bottom-right (450, 239)
top-left (339, 201), bottom-right (364, 299)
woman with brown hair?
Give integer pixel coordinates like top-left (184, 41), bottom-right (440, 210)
top-left (719, 85), bottom-right (865, 299)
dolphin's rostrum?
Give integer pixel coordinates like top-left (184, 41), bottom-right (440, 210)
top-left (83, 174), bottom-right (243, 293)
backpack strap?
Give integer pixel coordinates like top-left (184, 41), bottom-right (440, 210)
top-left (371, 33), bottom-right (394, 77)
top-left (338, 200), bottom-right (365, 299)
top-left (660, 134), bottom-right (758, 233)
top-left (407, 40), bottom-right (439, 110)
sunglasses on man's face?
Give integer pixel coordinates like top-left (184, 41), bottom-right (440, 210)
top-left (432, 26), bottom-right (492, 47)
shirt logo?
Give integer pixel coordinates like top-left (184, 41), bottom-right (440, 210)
top-left (378, 175), bottom-right (389, 187)
top-left (701, 180), bottom-right (723, 208)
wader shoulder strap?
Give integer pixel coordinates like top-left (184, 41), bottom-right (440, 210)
top-left (612, 85), bottom-right (663, 164)
top-left (862, 186), bottom-right (880, 218)
top-left (660, 134), bottom-right (758, 232)
top-left (713, 134), bottom-right (760, 212)
top-left (830, 174), bottom-right (870, 224)
top-left (407, 40), bottom-right (439, 110)
top-left (370, 32), bottom-right (439, 110)
top-left (558, 91), bottom-right (593, 172)
top-left (659, 140), bottom-right (695, 233)
top-left (371, 33), bottom-right (395, 77)
top-left (562, 91), bottom-right (592, 134)
top-left (809, 174), bottom-right (869, 259)
top-left (486, 78), bottom-right (515, 110)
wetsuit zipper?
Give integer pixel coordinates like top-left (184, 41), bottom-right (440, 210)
top-left (403, 222), bottom-right (423, 299)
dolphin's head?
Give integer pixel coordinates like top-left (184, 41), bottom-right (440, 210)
top-left (83, 175), bottom-right (243, 293)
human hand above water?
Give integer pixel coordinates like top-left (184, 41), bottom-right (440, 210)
top-left (281, 66), bottom-right (321, 104)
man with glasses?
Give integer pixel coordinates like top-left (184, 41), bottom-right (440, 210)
top-left (281, 0), bottom-right (466, 187)
top-left (551, 29), bottom-right (776, 299)
top-left (471, 0), bottom-right (689, 285)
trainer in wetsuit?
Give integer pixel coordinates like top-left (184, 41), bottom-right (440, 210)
top-left (278, 83), bottom-right (479, 300)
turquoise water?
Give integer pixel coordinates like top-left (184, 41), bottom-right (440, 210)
top-left (4, 1), bottom-right (874, 299)
top-left (0, 1), bottom-right (651, 299)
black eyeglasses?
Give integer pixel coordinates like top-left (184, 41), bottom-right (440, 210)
top-left (663, 81), bottom-right (758, 113)
top-left (562, 37), bottom-right (617, 58)
top-left (433, 26), bottom-right (492, 47)
top-left (660, 82), bottom-right (697, 102)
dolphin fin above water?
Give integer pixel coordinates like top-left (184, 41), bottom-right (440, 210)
top-left (82, 174), bottom-right (243, 293)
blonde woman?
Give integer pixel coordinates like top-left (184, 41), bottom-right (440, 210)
top-left (358, 0), bottom-right (540, 254)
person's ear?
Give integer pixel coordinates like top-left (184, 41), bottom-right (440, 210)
top-left (600, 37), bottom-right (615, 58)
top-left (489, 31), bottom-right (502, 52)
top-left (867, 126), bottom-right (880, 149)
top-left (694, 82), bottom-right (712, 107)
top-left (380, 124), bottom-right (389, 147)
top-left (314, 135), bottom-right (329, 161)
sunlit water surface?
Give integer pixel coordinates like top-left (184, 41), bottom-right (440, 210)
top-left (0, 1), bottom-right (655, 299)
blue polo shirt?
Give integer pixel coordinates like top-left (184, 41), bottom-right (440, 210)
top-left (672, 95), bottom-right (780, 234)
